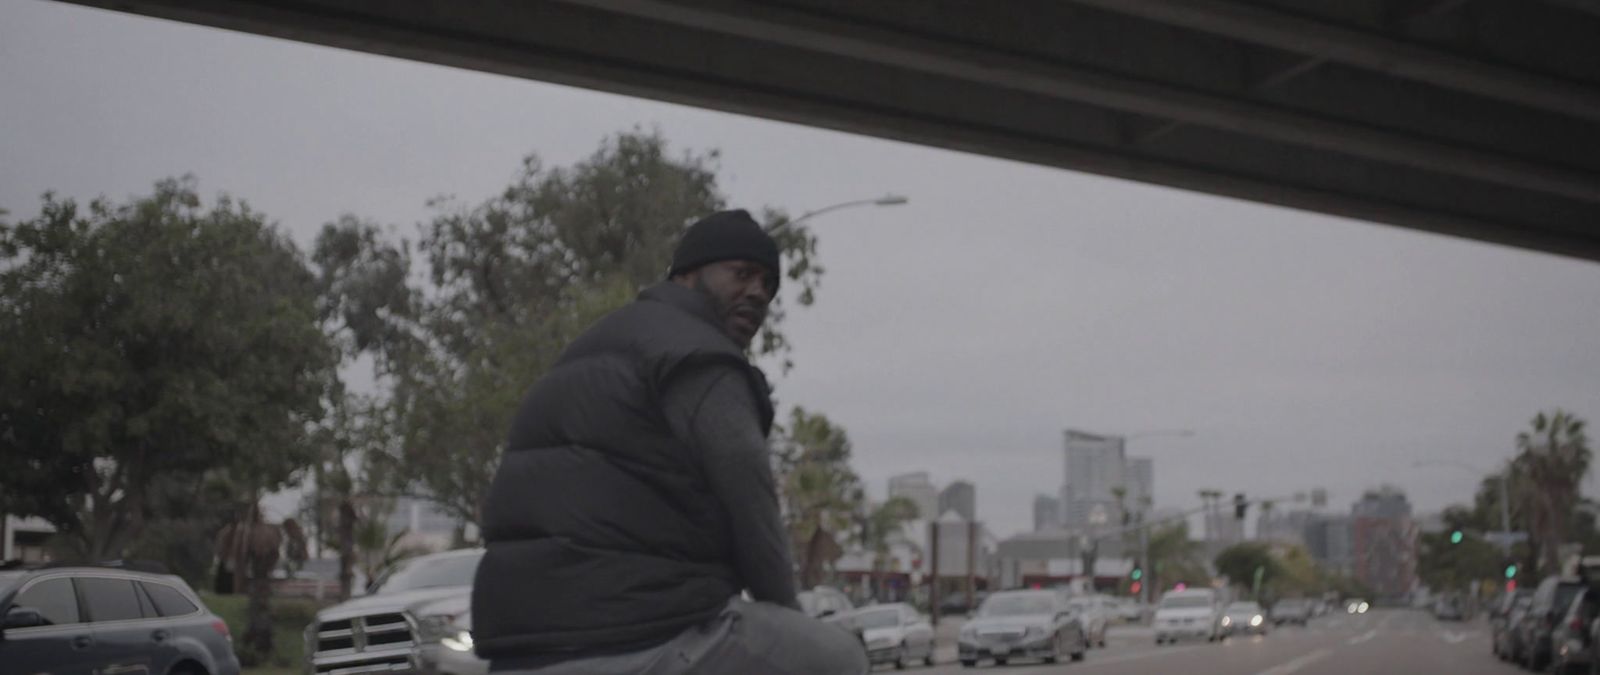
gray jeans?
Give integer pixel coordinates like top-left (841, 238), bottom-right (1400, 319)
top-left (495, 598), bottom-right (868, 675)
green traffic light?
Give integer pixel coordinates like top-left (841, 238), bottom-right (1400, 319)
top-left (1506, 564), bottom-right (1518, 579)
top-left (1450, 530), bottom-right (1463, 544)
top-left (1131, 568), bottom-right (1143, 581)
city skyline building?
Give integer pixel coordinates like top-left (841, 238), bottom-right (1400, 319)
top-left (1351, 486), bottom-right (1419, 599)
top-left (1033, 494), bottom-right (1061, 531)
top-left (888, 471), bottom-right (941, 522)
top-left (1062, 429), bottom-right (1126, 528)
top-left (940, 480), bottom-right (977, 521)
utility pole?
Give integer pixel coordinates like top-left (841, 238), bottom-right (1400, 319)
top-left (1138, 515), bottom-right (1151, 605)
top-left (929, 521), bottom-right (941, 626)
top-left (966, 520), bottom-right (977, 614)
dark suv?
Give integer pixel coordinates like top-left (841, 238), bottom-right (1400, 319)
top-left (0, 562), bottom-right (241, 675)
top-left (1518, 576), bottom-right (1588, 672)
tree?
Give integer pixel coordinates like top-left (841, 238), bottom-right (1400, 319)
top-left (1145, 522), bottom-right (1208, 593)
top-left (773, 407), bottom-right (861, 587)
top-left (1512, 409), bottom-right (1590, 574)
top-left (0, 178), bottom-right (336, 559)
top-left (1215, 543), bottom-right (1279, 599)
top-left (346, 131), bottom-right (824, 527)
top-left (213, 502), bottom-right (309, 666)
top-left (855, 495), bottom-right (921, 601)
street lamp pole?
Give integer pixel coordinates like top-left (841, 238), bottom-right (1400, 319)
top-left (1113, 429), bottom-right (1196, 605)
top-left (769, 194), bottom-right (909, 232)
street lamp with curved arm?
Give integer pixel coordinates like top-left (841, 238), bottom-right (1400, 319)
top-left (770, 194), bottom-right (908, 232)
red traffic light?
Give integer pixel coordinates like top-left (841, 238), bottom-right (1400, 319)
top-left (1506, 580), bottom-right (1517, 592)
top-left (1130, 581), bottom-right (1142, 595)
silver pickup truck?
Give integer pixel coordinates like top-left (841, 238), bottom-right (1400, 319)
top-left (304, 549), bottom-right (486, 675)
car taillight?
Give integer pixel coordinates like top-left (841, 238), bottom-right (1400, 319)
top-left (212, 619), bottom-right (232, 642)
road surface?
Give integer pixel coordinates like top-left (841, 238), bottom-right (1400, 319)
top-left (908, 608), bottom-right (1516, 675)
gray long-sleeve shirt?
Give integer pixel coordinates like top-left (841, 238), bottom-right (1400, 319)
top-left (660, 364), bottom-right (800, 610)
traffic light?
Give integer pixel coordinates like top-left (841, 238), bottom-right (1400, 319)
top-left (1130, 566), bottom-right (1143, 581)
top-left (1234, 493), bottom-right (1248, 520)
top-left (1130, 581), bottom-right (1142, 595)
top-left (1506, 580), bottom-right (1517, 592)
top-left (1505, 564), bottom-right (1518, 579)
top-left (1450, 530), bottom-right (1463, 544)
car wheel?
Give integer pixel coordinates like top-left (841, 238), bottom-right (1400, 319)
top-left (924, 650), bottom-right (936, 667)
top-left (1071, 648), bottom-right (1086, 662)
top-left (960, 659), bottom-right (976, 668)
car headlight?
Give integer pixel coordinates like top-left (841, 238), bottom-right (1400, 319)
top-left (418, 614), bottom-right (473, 650)
top-left (1359, 602), bottom-right (1369, 613)
top-left (1250, 615), bottom-right (1263, 627)
top-left (440, 630), bottom-right (474, 652)
top-left (1221, 616), bottom-right (1232, 626)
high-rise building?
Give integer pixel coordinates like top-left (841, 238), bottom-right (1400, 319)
top-left (1257, 508), bottom-right (1314, 546)
top-left (1351, 486), bottom-right (1418, 599)
top-left (1033, 494), bottom-right (1061, 531)
top-left (1062, 430), bottom-right (1126, 528)
top-left (1305, 514), bottom-right (1353, 573)
top-left (940, 481), bottom-right (977, 521)
top-left (889, 472), bottom-right (940, 521)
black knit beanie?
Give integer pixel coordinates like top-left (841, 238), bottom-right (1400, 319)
top-left (668, 209), bottom-right (781, 292)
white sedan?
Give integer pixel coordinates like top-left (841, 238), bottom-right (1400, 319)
top-left (827, 603), bottom-right (936, 669)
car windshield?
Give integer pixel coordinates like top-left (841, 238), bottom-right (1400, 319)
top-left (980, 594), bottom-right (1056, 617)
top-left (1227, 603), bottom-right (1262, 614)
top-left (370, 553), bottom-right (482, 594)
top-left (853, 609), bottom-right (901, 629)
top-left (1160, 594), bottom-right (1213, 609)
top-left (1556, 584), bottom-right (1586, 612)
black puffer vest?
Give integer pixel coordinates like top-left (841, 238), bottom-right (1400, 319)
top-left (471, 282), bottom-right (774, 659)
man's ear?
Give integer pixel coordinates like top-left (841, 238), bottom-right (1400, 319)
top-left (670, 270), bottom-right (699, 288)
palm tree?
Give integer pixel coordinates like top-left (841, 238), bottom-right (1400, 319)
top-left (1513, 410), bottom-right (1590, 574)
top-left (855, 496), bottom-right (921, 601)
top-left (773, 408), bottom-right (861, 587)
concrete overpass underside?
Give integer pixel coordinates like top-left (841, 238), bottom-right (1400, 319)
top-left (63, 0), bottom-right (1600, 261)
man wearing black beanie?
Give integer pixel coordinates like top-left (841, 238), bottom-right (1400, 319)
top-left (473, 210), bottom-right (867, 674)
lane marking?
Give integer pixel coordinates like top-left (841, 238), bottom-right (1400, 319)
top-left (1440, 630), bottom-right (1475, 644)
top-left (1252, 648), bottom-right (1334, 675)
top-left (1347, 629), bottom-right (1377, 645)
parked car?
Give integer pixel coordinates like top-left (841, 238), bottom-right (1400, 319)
top-left (1516, 576), bottom-right (1588, 671)
top-left (1496, 592), bottom-right (1535, 663)
top-left (1063, 595), bottom-right (1109, 647)
top-left (1152, 588), bottom-right (1224, 644)
top-left (1432, 593), bottom-right (1465, 621)
top-left (1269, 598), bottom-right (1311, 626)
top-left (1114, 598), bottom-right (1146, 624)
top-left (305, 549), bottom-right (486, 675)
top-left (0, 561), bottom-right (241, 675)
top-left (1491, 588), bottom-right (1532, 660)
top-left (825, 603), bottom-right (935, 669)
top-left (1552, 586), bottom-right (1599, 674)
top-left (957, 589), bottom-right (1088, 667)
top-left (1221, 601), bottom-right (1269, 637)
top-left (937, 590), bottom-right (988, 616)
top-left (797, 586), bottom-right (855, 619)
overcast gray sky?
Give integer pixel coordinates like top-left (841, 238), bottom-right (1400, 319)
top-left (4, 0), bottom-right (1598, 538)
